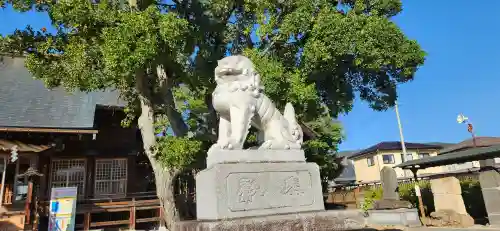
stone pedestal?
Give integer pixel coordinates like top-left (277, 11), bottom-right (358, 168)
top-left (196, 150), bottom-right (324, 221)
top-left (176, 210), bottom-right (367, 231)
top-left (206, 149), bottom-right (306, 168)
top-left (367, 208), bottom-right (421, 227)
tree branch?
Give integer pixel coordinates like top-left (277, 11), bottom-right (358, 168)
top-left (136, 71), bottom-right (156, 156)
top-left (204, 93), bottom-right (218, 140)
top-left (157, 64), bottom-right (189, 137)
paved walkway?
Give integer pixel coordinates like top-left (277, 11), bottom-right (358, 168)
top-left (407, 225), bottom-right (500, 231)
top-left (364, 225), bottom-right (500, 231)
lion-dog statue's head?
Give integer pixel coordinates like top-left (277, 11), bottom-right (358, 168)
top-left (214, 55), bottom-right (262, 97)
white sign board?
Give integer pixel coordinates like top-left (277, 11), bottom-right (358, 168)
top-left (414, 185), bottom-right (421, 197)
top-left (48, 187), bottom-right (78, 231)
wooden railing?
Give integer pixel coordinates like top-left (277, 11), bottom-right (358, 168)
top-left (38, 192), bottom-right (162, 230)
top-left (326, 185), bottom-right (361, 208)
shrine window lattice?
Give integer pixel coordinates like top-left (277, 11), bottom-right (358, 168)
top-left (94, 158), bottom-right (128, 198)
top-left (50, 159), bottom-right (86, 199)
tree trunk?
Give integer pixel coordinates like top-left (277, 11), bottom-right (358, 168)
top-left (151, 159), bottom-right (181, 229)
top-left (136, 73), bottom-right (180, 230)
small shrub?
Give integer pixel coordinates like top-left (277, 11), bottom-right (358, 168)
top-left (361, 186), bottom-right (382, 211)
top-left (398, 181), bottom-right (434, 216)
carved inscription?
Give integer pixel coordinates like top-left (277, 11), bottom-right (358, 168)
top-left (237, 178), bottom-right (260, 203)
top-left (226, 171), bottom-right (314, 212)
top-left (280, 175), bottom-right (304, 196)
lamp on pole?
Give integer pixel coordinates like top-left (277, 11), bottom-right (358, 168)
top-left (456, 114), bottom-right (491, 167)
top-left (457, 114), bottom-right (477, 147)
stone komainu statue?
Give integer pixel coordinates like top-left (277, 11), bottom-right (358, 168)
top-left (209, 55), bottom-right (303, 153)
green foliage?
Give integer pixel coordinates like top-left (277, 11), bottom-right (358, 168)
top-left (361, 186), bottom-right (383, 212)
top-left (0, 0), bottom-right (425, 182)
top-left (153, 136), bottom-right (202, 169)
top-left (360, 183), bottom-right (432, 213)
top-left (397, 181), bottom-right (434, 215)
top-left (362, 179), bottom-right (487, 219)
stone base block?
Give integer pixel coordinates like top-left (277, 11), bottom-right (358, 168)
top-left (206, 149), bottom-right (306, 168)
top-left (175, 210), bottom-right (367, 231)
top-left (373, 199), bottom-right (412, 209)
top-left (488, 214), bottom-right (500, 226)
top-left (423, 209), bottom-right (474, 228)
top-left (196, 161), bottom-right (324, 220)
top-left (433, 194), bottom-right (467, 215)
top-left (366, 208), bottom-right (421, 227)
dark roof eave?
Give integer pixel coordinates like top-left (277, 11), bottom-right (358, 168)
top-left (348, 149), bottom-right (378, 159)
top-left (349, 141), bottom-right (444, 159)
top-left (96, 104), bottom-right (126, 110)
top-left (394, 144), bottom-right (500, 170)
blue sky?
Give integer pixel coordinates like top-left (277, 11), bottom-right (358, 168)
top-left (1, 1), bottom-right (499, 151)
top-left (338, 1), bottom-right (500, 151)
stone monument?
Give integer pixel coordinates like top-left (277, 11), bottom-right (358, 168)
top-left (176, 55), bottom-right (367, 231)
top-left (430, 177), bottom-right (468, 214)
top-left (367, 167), bottom-right (420, 227)
top-left (478, 159), bottom-right (500, 226)
top-left (373, 167), bottom-right (412, 209)
top-left (426, 176), bottom-right (474, 227)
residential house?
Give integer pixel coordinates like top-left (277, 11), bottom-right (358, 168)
top-left (438, 137), bottom-right (500, 173)
top-left (348, 141), bottom-right (450, 183)
top-left (0, 56), bottom-right (161, 230)
top-left (330, 150), bottom-right (359, 186)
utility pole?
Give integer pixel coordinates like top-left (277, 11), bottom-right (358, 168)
top-left (395, 101), bottom-right (409, 178)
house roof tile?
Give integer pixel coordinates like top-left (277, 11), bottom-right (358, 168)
top-left (438, 137), bottom-right (500, 154)
top-left (0, 56), bottom-right (124, 129)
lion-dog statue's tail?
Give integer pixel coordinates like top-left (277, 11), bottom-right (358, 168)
top-left (283, 103), bottom-right (304, 145)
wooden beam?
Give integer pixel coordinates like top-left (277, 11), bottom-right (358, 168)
top-left (93, 201), bottom-right (131, 206)
top-left (83, 212), bottom-right (90, 230)
top-left (135, 205), bottom-right (161, 210)
top-left (0, 127), bottom-right (99, 134)
top-left (129, 204), bottom-right (136, 229)
top-left (24, 182), bottom-right (33, 225)
top-left (90, 220), bottom-right (130, 227)
top-left (0, 156), bottom-right (7, 207)
top-left (157, 207), bottom-right (163, 227)
top-left (136, 217), bottom-right (160, 223)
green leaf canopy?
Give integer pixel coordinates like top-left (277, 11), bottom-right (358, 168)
top-left (0, 0), bottom-right (425, 185)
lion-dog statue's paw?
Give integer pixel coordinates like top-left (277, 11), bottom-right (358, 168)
top-left (258, 140), bottom-right (302, 150)
top-left (208, 139), bottom-right (241, 153)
